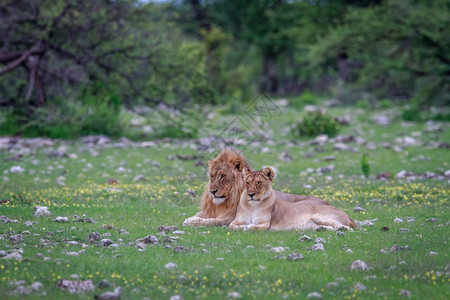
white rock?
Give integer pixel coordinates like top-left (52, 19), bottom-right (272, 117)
top-left (10, 166), bottom-right (25, 173)
top-left (393, 217), bottom-right (403, 223)
top-left (354, 282), bottom-right (367, 291)
top-left (55, 216), bottom-right (69, 223)
top-left (351, 260), bottom-right (369, 271)
top-left (3, 252), bottom-right (22, 260)
top-left (227, 291), bottom-right (241, 298)
top-left (33, 206), bottom-right (51, 217)
top-left (31, 281), bottom-right (44, 291)
top-left (312, 243), bottom-right (324, 251)
top-left (307, 292), bottom-right (322, 298)
top-left (271, 246), bottom-right (286, 253)
top-left (165, 262), bottom-right (177, 269)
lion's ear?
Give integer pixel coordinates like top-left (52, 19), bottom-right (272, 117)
top-left (262, 167), bottom-right (274, 181)
top-left (230, 158), bottom-right (244, 172)
top-left (242, 167), bottom-right (251, 177)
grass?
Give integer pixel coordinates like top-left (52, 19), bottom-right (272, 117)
top-left (0, 102), bottom-right (449, 299)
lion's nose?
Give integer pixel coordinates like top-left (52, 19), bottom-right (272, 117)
top-left (211, 189), bottom-right (218, 196)
top-left (248, 193), bottom-right (255, 198)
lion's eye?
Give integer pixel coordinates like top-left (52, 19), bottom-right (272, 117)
top-left (246, 182), bottom-right (249, 186)
top-left (257, 181), bottom-right (262, 186)
top-left (220, 174), bottom-right (225, 179)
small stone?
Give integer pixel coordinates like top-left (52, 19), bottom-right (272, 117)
top-left (227, 291), bottom-right (241, 298)
top-left (24, 221), bottom-right (33, 227)
top-left (346, 249), bottom-right (353, 254)
top-left (137, 235), bottom-right (158, 244)
top-left (365, 275), bottom-right (377, 280)
top-left (89, 232), bottom-right (101, 243)
top-left (299, 235), bottom-right (312, 242)
top-left (165, 262), bottom-right (178, 269)
top-left (406, 217), bottom-right (415, 223)
top-left (354, 282), bottom-right (367, 291)
top-left (170, 295), bottom-right (183, 300)
top-left (400, 289), bottom-right (412, 298)
top-left (54, 216), bottom-right (69, 223)
top-left (426, 218), bottom-right (437, 223)
top-left (327, 282), bottom-right (338, 289)
top-left (98, 279), bottom-right (112, 289)
top-left (315, 237), bottom-right (326, 243)
top-left (399, 228), bottom-right (410, 233)
top-left (336, 231), bottom-right (345, 236)
top-left (31, 281), bottom-right (44, 291)
top-left (158, 225), bottom-right (178, 233)
top-left (133, 174), bottom-right (145, 182)
top-left (10, 234), bottom-right (24, 244)
top-left (172, 230), bottom-right (185, 235)
top-left (307, 291), bottom-right (322, 298)
top-left (393, 217), bottom-right (403, 223)
top-left (10, 165), bottom-right (25, 173)
top-left (312, 243), bottom-right (324, 251)
top-left (379, 249), bottom-right (387, 254)
top-left (118, 228), bottom-right (129, 235)
top-left (429, 251), bottom-right (437, 256)
top-left (351, 260), bottom-right (369, 271)
top-left (353, 206), bottom-right (365, 212)
top-left (95, 287), bottom-right (122, 300)
top-left (3, 252), bottom-right (22, 260)
top-left (99, 239), bottom-right (113, 247)
top-left (216, 257), bottom-right (225, 261)
top-left (287, 253), bottom-right (304, 261)
top-left (271, 246), bottom-right (286, 253)
top-left (33, 206), bottom-right (51, 217)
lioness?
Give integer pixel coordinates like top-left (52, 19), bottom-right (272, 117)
top-left (229, 167), bottom-right (358, 231)
top-left (183, 149), bottom-right (322, 227)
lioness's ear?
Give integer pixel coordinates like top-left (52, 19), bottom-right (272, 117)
top-left (207, 160), bottom-right (214, 170)
top-left (262, 167), bottom-right (274, 181)
top-left (230, 158), bottom-right (244, 172)
top-left (242, 167), bottom-right (251, 177)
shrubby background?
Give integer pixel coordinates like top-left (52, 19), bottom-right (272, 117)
top-left (0, 0), bottom-right (449, 138)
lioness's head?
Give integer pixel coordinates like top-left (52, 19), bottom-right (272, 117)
top-left (243, 167), bottom-right (274, 205)
top-left (208, 149), bottom-right (248, 205)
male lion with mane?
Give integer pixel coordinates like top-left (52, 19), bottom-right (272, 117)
top-left (183, 149), bottom-right (323, 227)
top-left (229, 167), bottom-right (358, 231)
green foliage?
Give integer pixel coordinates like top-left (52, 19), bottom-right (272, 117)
top-left (289, 92), bottom-right (319, 110)
top-left (402, 103), bottom-right (423, 122)
top-left (361, 153), bottom-right (370, 178)
top-left (356, 100), bottom-right (370, 110)
top-left (293, 111), bottom-right (340, 137)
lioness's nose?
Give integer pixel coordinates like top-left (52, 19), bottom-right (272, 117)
top-left (211, 189), bottom-right (218, 196)
top-left (248, 193), bottom-right (255, 198)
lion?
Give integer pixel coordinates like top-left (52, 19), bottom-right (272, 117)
top-left (229, 167), bottom-right (358, 231)
top-left (183, 148), bottom-right (323, 227)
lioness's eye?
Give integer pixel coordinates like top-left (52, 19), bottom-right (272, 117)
top-left (257, 181), bottom-right (262, 185)
top-left (220, 174), bottom-right (225, 179)
top-left (246, 182), bottom-right (249, 186)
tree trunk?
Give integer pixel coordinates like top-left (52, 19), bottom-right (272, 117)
top-left (261, 54), bottom-right (278, 94)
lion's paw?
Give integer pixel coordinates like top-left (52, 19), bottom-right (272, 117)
top-left (183, 216), bottom-right (201, 227)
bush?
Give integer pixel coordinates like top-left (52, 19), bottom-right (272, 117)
top-left (0, 83), bottom-right (122, 139)
top-left (292, 110), bottom-right (340, 137)
top-left (290, 92), bottom-right (319, 110)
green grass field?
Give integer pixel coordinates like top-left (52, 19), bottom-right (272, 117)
top-left (1, 103), bottom-right (449, 299)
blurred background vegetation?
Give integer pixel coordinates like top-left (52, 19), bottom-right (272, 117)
top-left (0, 0), bottom-right (449, 138)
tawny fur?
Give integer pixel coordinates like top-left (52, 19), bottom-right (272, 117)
top-left (229, 167), bottom-right (358, 231)
top-left (183, 149), bottom-right (319, 227)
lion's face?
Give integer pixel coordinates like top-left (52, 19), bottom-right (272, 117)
top-left (209, 162), bottom-right (238, 204)
top-left (243, 167), bottom-right (274, 205)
